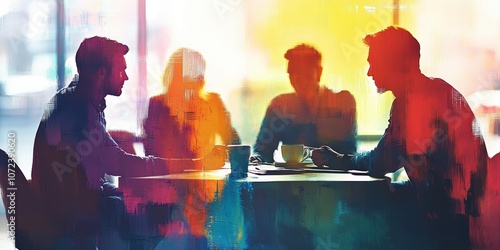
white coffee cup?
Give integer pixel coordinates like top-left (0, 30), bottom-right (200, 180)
top-left (281, 144), bottom-right (311, 163)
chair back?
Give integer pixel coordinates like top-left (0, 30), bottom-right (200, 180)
top-left (0, 148), bottom-right (61, 249)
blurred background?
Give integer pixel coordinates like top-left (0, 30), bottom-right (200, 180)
top-left (1, 0), bottom-right (500, 175)
top-left (0, 0), bottom-right (500, 246)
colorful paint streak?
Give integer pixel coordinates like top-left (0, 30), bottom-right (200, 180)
top-left (0, 0), bottom-right (500, 249)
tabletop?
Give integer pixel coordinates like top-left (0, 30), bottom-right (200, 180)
top-left (119, 162), bottom-right (389, 183)
top-left (118, 162), bottom-right (392, 249)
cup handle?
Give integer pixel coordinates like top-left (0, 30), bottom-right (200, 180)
top-left (301, 147), bottom-right (312, 162)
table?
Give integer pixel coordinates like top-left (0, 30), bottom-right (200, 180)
top-left (119, 163), bottom-right (391, 249)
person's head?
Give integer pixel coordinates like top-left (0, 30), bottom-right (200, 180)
top-left (364, 26), bottom-right (420, 93)
top-left (75, 36), bottom-right (129, 96)
top-left (285, 44), bottom-right (323, 99)
top-left (163, 48), bottom-right (206, 97)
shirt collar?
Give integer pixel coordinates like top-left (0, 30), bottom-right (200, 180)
top-left (71, 77), bottom-right (107, 112)
top-left (98, 99), bottom-right (107, 112)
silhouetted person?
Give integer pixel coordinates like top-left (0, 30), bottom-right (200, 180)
top-left (30, 37), bottom-right (224, 249)
top-left (471, 152), bottom-right (500, 249)
top-left (143, 47), bottom-right (240, 159)
top-left (312, 26), bottom-right (487, 249)
top-left (252, 44), bottom-right (357, 163)
top-left (142, 48), bottom-right (240, 245)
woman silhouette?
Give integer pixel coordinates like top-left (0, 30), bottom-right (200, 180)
top-left (143, 48), bottom-right (240, 160)
top-left (142, 48), bottom-right (241, 244)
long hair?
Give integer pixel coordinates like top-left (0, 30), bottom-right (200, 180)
top-left (161, 48), bottom-right (208, 129)
top-left (162, 48), bottom-right (207, 99)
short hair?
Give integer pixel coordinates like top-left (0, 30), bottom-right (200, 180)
top-left (363, 26), bottom-right (420, 68)
top-left (284, 44), bottom-right (322, 65)
top-left (75, 36), bottom-right (129, 74)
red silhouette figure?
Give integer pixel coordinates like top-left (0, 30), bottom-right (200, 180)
top-left (313, 27), bottom-right (487, 249)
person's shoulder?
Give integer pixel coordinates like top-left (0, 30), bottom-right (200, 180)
top-left (271, 92), bottom-right (296, 102)
top-left (324, 88), bottom-right (356, 103)
top-left (147, 94), bottom-right (168, 108)
top-left (146, 94), bottom-right (170, 116)
top-left (41, 85), bottom-right (80, 119)
top-left (51, 85), bottom-right (77, 106)
top-left (426, 77), bottom-right (474, 113)
top-left (428, 77), bottom-right (453, 90)
top-left (206, 92), bottom-right (223, 102)
top-left (324, 88), bottom-right (354, 97)
top-left (205, 92), bottom-right (227, 110)
top-left (491, 153), bottom-right (500, 168)
top-left (57, 84), bottom-right (76, 96)
top-left (266, 93), bottom-right (295, 107)
top-left (337, 90), bottom-right (355, 100)
top-left (428, 77), bottom-right (465, 98)
top-left (149, 94), bottom-right (166, 103)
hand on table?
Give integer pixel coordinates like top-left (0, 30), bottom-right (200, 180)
top-left (249, 155), bottom-right (263, 163)
top-left (200, 145), bottom-right (227, 170)
top-left (311, 145), bottom-right (349, 170)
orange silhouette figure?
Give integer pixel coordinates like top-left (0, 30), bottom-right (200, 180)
top-left (143, 48), bottom-right (240, 160)
top-left (142, 48), bottom-right (240, 240)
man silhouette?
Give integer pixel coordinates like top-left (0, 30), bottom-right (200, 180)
top-left (30, 36), bottom-right (224, 249)
top-left (312, 26), bottom-right (487, 249)
top-left (252, 44), bottom-right (357, 163)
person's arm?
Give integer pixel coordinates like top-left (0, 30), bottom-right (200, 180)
top-left (341, 91), bottom-right (358, 153)
top-left (82, 113), bottom-right (224, 185)
top-left (349, 129), bottom-right (405, 177)
top-left (82, 121), bottom-right (188, 178)
top-left (317, 90), bottom-right (357, 154)
top-left (329, 90), bottom-right (358, 153)
top-left (102, 129), bottom-right (226, 176)
top-left (252, 101), bottom-right (284, 163)
top-left (313, 102), bottom-right (404, 177)
top-left (142, 97), bottom-right (160, 156)
top-left (312, 128), bottom-right (403, 177)
top-left (212, 93), bottom-right (241, 145)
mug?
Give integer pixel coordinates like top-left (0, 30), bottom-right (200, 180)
top-left (281, 144), bottom-right (312, 163)
top-left (227, 145), bottom-right (251, 178)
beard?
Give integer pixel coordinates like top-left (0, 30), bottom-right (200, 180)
top-left (107, 85), bottom-right (123, 96)
top-left (106, 77), bottom-right (124, 96)
top-left (374, 79), bottom-right (392, 94)
top-left (377, 87), bottom-right (388, 94)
